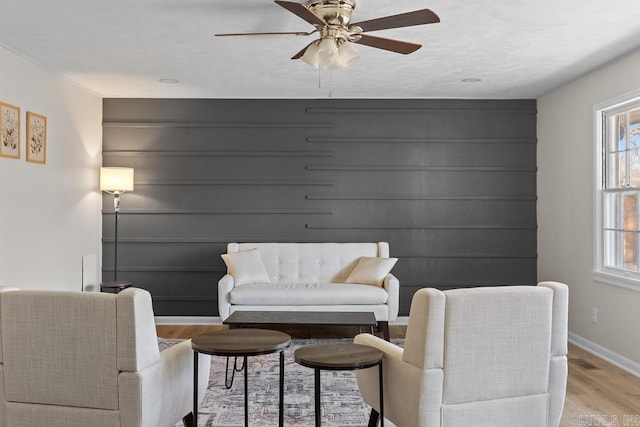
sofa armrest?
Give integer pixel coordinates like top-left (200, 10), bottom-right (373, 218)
top-left (383, 273), bottom-right (400, 322)
top-left (119, 340), bottom-right (211, 427)
top-left (218, 274), bottom-right (235, 321)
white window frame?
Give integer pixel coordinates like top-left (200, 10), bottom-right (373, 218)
top-left (593, 89), bottom-right (640, 292)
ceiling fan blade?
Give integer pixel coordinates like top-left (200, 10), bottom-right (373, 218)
top-left (274, 0), bottom-right (327, 27)
top-left (351, 8), bottom-right (440, 33)
top-left (215, 31), bottom-right (315, 37)
top-left (291, 42), bottom-right (314, 59)
top-left (353, 34), bottom-right (421, 54)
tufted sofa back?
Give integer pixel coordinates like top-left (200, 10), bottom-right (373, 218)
top-left (227, 242), bottom-right (389, 284)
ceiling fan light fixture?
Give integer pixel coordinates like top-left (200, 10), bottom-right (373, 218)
top-left (317, 37), bottom-right (342, 68)
top-left (302, 36), bottom-right (359, 69)
top-left (301, 40), bottom-right (322, 67)
top-left (337, 41), bottom-right (359, 67)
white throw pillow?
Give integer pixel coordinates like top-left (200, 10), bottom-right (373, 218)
top-left (345, 256), bottom-right (398, 287)
top-left (221, 249), bottom-right (271, 286)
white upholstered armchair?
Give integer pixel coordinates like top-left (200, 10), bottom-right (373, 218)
top-left (355, 282), bottom-right (568, 427)
top-left (0, 288), bottom-right (210, 427)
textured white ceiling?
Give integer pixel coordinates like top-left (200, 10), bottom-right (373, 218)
top-left (1, 0), bottom-right (640, 99)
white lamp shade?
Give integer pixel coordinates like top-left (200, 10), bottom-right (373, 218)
top-left (317, 38), bottom-right (342, 69)
top-left (301, 42), bottom-right (321, 68)
top-left (100, 167), bottom-right (134, 192)
top-left (338, 42), bottom-right (359, 67)
top-left (302, 37), bottom-right (359, 69)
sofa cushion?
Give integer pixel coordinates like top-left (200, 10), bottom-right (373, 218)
top-left (221, 249), bottom-right (271, 286)
top-left (230, 283), bottom-right (389, 306)
top-left (346, 256), bottom-right (398, 287)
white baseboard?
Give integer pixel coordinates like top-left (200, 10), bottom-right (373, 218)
top-left (569, 332), bottom-right (640, 377)
top-left (155, 315), bottom-right (410, 326)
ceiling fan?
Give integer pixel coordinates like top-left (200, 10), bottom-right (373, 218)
top-left (215, 0), bottom-right (440, 69)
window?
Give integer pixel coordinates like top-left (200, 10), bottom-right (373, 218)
top-left (595, 93), bottom-right (640, 289)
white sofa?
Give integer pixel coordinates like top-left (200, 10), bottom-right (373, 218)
top-left (0, 288), bottom-right (210, 427)
top-left (218, 242), bottom-right (399, 340)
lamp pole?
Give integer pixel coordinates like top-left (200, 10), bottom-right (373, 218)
top-left (113, 191), bottom-right (121, 281)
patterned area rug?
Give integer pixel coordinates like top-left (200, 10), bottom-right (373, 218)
top-left (163, 338), bottom-right (403, 427)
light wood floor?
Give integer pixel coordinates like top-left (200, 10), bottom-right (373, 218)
top-left (157, 324), bottom-right (640, 426)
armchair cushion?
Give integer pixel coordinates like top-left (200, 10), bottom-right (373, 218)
top-left (345, 257), bottom-right (398, 287)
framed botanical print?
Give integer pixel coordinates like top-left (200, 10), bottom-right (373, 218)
top-left (0, 101), bottom-right (20, 159)
top-left (26, 111), bottom-right (47, 164)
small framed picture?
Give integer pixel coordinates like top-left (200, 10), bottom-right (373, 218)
top-left (0, 101), bottom-right (20, 159)
top-left (26, 111), bottom-right (47, 164)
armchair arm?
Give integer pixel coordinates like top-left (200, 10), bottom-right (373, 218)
top-left (119, 340), bottom-right (211, 427)
top-left (383, 273), bottom-right (399, 321)
top-left (217, 274), bottom-right (235, 321)
top-left (354, 333), bottom-right (403, 360)
top-left (354, 333), bottom-right (427, 425)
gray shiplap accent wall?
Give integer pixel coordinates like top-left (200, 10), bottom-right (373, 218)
top-left (102, 98), bottom-right (537, 316)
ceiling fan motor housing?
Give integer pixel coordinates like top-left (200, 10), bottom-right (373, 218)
top-left (306, 0), bottom-right (356, 26)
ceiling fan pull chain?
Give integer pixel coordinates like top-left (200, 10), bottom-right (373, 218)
top-left (316, 66), bottom-right (332, 97)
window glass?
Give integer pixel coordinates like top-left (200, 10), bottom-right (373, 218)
top-left (598, 97), bottom-right (640, 286)
top-left (622, 193), bottom-right (638, 271)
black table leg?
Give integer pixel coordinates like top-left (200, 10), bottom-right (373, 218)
top-left (193, 351), bottom-right (198, 427)
top-left (279, 351), bottom-right (284, 427)
top-left (244, 355), bottom-right (248, 427)
top-left (379, 361), bottom-right (384, 427)
top-left (314, 367), bottom-right (321, 427)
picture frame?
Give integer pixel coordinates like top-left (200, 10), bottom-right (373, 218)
top-left (26, 111), bottom-right (47, 164)
top-left (0, 101), bottom-right (21, 159)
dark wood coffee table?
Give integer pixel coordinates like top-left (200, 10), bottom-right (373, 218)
top-left (191, 328), bottom-right (291, 427)
top-left (224, 310), bottom-right (389, 340)
top-left (295, 343), bottom-right (384, 427)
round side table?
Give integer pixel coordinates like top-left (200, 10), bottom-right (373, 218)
top-left (191, 328), bottom-right (291, 427)
top-left (295, 343), bottom-right (384, 427)
top-left (99, 280), bottom-right (132, 293)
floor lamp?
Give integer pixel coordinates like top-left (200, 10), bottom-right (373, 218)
top-left (100, 167), bottom-right (134, 292)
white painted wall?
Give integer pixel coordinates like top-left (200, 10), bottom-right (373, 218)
top-left (0, 45), bottom-right (102, 292)
top-left (538, 49), bottom-right (640, 367)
